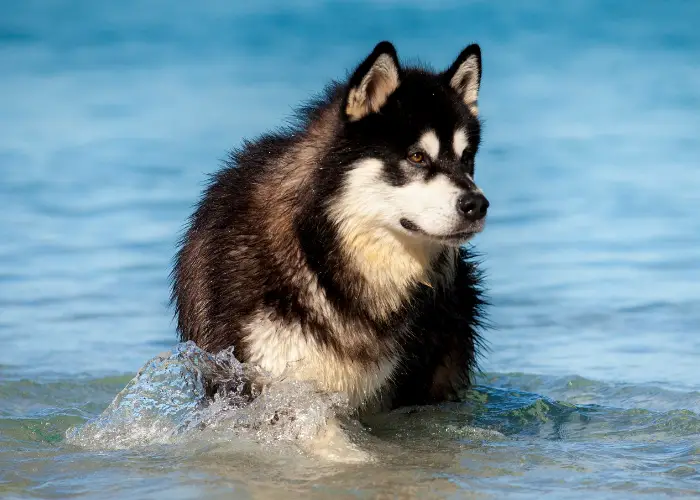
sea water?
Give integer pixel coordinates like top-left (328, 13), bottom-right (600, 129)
top-left (1, 1), bottom-right (699, 498)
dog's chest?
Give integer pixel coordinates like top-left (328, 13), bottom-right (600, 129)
top-left (242, 311), bottom-right (398, 408)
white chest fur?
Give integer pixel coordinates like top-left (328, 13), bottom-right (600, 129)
top-left (242, 311), bottom-right (398, 409)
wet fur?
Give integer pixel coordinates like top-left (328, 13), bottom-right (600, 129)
top-left (170, 41), bottom-right (489, 412)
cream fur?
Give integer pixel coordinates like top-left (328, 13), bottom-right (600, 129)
top-left (449, 55), bottom-right (480, 115)
top-left (453, 128), bottom-right (469, 158)
top-left (418, 129), bottom-right (440, 160)
top-left (243, 310), bottom-right (399, 409)
top-left (345, 54), bottom-right (400, 121)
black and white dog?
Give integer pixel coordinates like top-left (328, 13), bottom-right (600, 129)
top-left (171, 41), bottom-right (490, 414)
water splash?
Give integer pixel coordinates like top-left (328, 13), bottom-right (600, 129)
top-left (65, 341), bottom-right (358, 459)
top-left (63, 342), bottom-right (700, 473)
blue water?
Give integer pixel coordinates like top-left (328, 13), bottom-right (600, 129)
top-left (1, 1), bottom-right (699, 498)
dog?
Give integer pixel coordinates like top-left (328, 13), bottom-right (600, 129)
top-left (170, 41), bottom-right (490, 414)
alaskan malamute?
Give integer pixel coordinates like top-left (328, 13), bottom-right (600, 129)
top-left (171, 41), bottom-right (490, 413)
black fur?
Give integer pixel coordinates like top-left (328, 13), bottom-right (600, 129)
top-left (170, 41), bottom-right (490, 410)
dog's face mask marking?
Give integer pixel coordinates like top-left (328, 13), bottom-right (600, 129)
top-left (337, 42), bottom-right (488, 246)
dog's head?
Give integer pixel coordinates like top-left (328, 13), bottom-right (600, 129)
top-left (332, 41), bottom-right (488, 247)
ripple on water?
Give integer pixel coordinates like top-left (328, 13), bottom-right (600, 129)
top-left (0, 343), bottom-right (697, 496)
top-left (59, 342), bottom-right (700, 482)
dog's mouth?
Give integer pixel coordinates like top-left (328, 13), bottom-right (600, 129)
top-left (399, 218), bottom-right (485, 243)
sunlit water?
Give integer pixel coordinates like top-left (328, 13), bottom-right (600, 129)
top-left (1, 1), bottom-right (699, 498)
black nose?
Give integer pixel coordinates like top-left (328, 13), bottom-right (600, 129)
top-left (457, 192), bottom-right (489, 221)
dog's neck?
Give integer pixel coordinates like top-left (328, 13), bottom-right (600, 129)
top-left (335, 222), bottom-right (455, 318)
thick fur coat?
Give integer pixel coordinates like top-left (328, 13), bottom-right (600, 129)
top-left (171, 41), bottom-right (490, 412)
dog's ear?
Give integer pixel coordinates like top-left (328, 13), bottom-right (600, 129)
top-left (343, 41), bottom-right (401, 121)
top-left (443, 44), bottom-right (481, 115)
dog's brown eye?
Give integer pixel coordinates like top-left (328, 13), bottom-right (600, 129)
top-left (408, 152), bottom-right (425, 164)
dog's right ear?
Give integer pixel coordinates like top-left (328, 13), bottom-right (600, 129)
top-left (343, 41), bottom-right (401, 122)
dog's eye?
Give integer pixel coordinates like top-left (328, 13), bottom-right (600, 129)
top-left (408, 151), bottom-right (426, 164)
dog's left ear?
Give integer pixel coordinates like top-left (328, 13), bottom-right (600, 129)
top-left (443, 44), bottom-right (482, 115)
top-left (344, 41), bottom-right (401, 121)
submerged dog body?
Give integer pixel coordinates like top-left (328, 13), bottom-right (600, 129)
top-left (171, 41), bottom-right (490, 412)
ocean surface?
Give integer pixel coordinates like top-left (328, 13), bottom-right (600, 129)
top-left (1, 1), bottom-right (699, 498)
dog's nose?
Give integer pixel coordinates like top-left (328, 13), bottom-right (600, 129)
top-left (457, 192), bottom-right (489, 221)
